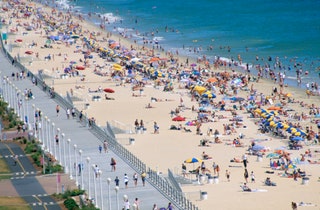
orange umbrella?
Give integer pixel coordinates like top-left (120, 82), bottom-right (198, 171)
top-left (207, 77), bottom-right (218, 83)
top-left (149, 57), bottom-right (160, 62)
top-left (267, 106), bottom-right (281, 111)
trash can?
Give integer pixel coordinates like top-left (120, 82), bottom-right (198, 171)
top-left (200, 175), bottom-right (206, 184)
top-left (85, 103), bottom-right (90, 109)
top-left (301, 177), bottom-right (309, 185)
top-left (257, 154), bottom-right (263, 162)
top-left (213, 176), bottom-right (219, 184)
top-left (129, 138), bottom-right (135, 145)
top-left (208, 177), bottom-right (214, 184)
top-left (200, 191), bottom-right (208, 200)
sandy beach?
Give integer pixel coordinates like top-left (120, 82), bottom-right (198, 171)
top-left (1, 1), bottom-right (320, 209)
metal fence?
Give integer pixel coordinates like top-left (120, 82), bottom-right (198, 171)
top-left (0, 33), bottom-right (199, 210)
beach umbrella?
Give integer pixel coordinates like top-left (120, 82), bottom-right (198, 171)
top-left (190, 63), bottom-right (197, 67)
top-left (193, 86), bottom-right (206, 95)
top-left (252, 144), bottom-right (265, 151)
top-left (76, 66), bottom-right (85, 70)
top-left (184, 157), bottom-right (202, 163)
top-left (71, 35), bottom-right (80, 39)
top-left (103, 88), bottom-right (115, 93)
top-left (15, 39), bottom-right (23, 43)
top-left (266, 153), bottom-right (280, 159)
top-left (207, 77), bottom-right (218, 83)
top-left (268, 106), bottom-right (281, 111)
top-left (291, 136), bottom-right (304, 141)
top-left (25, 50), bottom-right (33, 55)
top-left (172, 116), bottom-right (185, 122)
top-left (149, 57), bottom-right (160, 62)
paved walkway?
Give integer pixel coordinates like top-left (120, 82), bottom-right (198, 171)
top-left (0, 142), bottom-right (61, 210)
top-left (0, 45), bottom-right (173, 209)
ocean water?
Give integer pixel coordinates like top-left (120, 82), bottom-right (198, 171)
top-left (56, 0), bottom-right (320, 87)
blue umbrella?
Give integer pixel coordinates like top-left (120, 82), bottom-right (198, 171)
top-left (252, 144), bottom-right (265, 151)
top-left (291, 136), bottom-right (304, 141)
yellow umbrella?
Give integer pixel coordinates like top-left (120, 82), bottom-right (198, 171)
top-left (193, 86), bottom-right (207, 95)
top-left (294, 132), bottom-right (301, 136)
top-left (113, 63), bottom-right (122, 69)
top-left (283, 124), bottom-right (289, 130)
top-left (255, 108), bottom-right (262, 114)
top-left (269, 121), bottom-right (275, 127)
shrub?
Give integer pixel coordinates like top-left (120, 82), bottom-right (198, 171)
top-left (64, 198), bottom-right (79, 210)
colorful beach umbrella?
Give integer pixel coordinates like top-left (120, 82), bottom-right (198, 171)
top-left (172, 116), bottom-right (186, 121)
top-left (184, 157), bottom-right (202, 163)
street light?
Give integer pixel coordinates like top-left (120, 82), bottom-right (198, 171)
top-left (92, 164), bottom-right (98, 208)
top-left (32, 104), bottom-right (36, 138)
top-left (52, 123), bottom-right (56, 159)
top-left (79, 149), bottom-right (83, 189)
top-left (36, 108), bottom-right (41, 142)
top-left (47, 119), bottom-right (52, 154)
top-left (57, 128), bottom-right (61, 164)
top-left (99, 171), bottom-right (104, 210)
top-left (25, 96), bottom-right (29, 129)
top-left (115, 186), bottom-right (119, 210)
top-left (107, 177), bottom-right (111, 210)
top-left (74, 144), bottom-right (78, 187)
top-left (86, 157), bottom-right (91, 199)
top-left (61, 133), bottom-right (66, 172)
top-left (67, 139), bottom-right (72, 179)
top-left (41, 115), bottom-right (45, 148)
top-left (15, 87), bottom-right (19, 116)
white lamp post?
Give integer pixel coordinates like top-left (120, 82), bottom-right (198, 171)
top-left (25, 97), bottom-right (29, 129)
top-left (57, 128), bottom-right (61, 164)
top-left (74, 144), bottom-right (78, 187)
top-left (92, 164), bottom-right (98, 208)
top-left (61, 133), bottom-right (66, 172)
top-left (107, 177), bottom-right (111, 210)
top-left (67, 139), bottom-right (73, 179)
top-left (32, 104), bottom-right (37, 138)
top-left (7, 81), bottom-right (11, 107)
top-left (86, 157), bottom-right (91, 199)
top-left (52, 123), bottom-right (56, 159)
top-left (36, 108), bottom-right (41, 142)
top-left (115, 186), bottom-right (119, 210)
top-left (15, 87), bottom-right (19, 116)
top-left (47, 119), bottom-right (52, 154)
top-left (79, 149), bottom-right (83, 189)
top-left (99, 171), bottom-right (104, 210)
top-left (41, 115), bottom-right (45, 147)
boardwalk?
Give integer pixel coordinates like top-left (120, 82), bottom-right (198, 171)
top-left (0, 47), bottom-right (176, 210)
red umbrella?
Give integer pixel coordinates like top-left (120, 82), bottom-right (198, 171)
top-left (172, 116), bottom-right (185, 121)
top-left (25, 50), bottom-right (33, 55)
top-left (103, 88), bottom-right (115, 93)
top-left (15, 39), bottom-right (23, 43)
top-left (76, 66), bottom-right (85, 70)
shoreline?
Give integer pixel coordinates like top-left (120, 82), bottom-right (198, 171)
top-left (1, 1), bottom-right (320, 210)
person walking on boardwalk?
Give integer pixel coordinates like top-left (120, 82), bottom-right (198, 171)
top-left (103, 140), bottom-right (108, 153)
top-left (124, 173), bottom-right (129, 188)
top-left (56, 105), bottom-right (60, 116)
top-left (110, 157), bottom-right (116, 171)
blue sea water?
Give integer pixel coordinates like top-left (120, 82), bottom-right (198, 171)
top-left (56, 0), bottom-right (320, 86)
